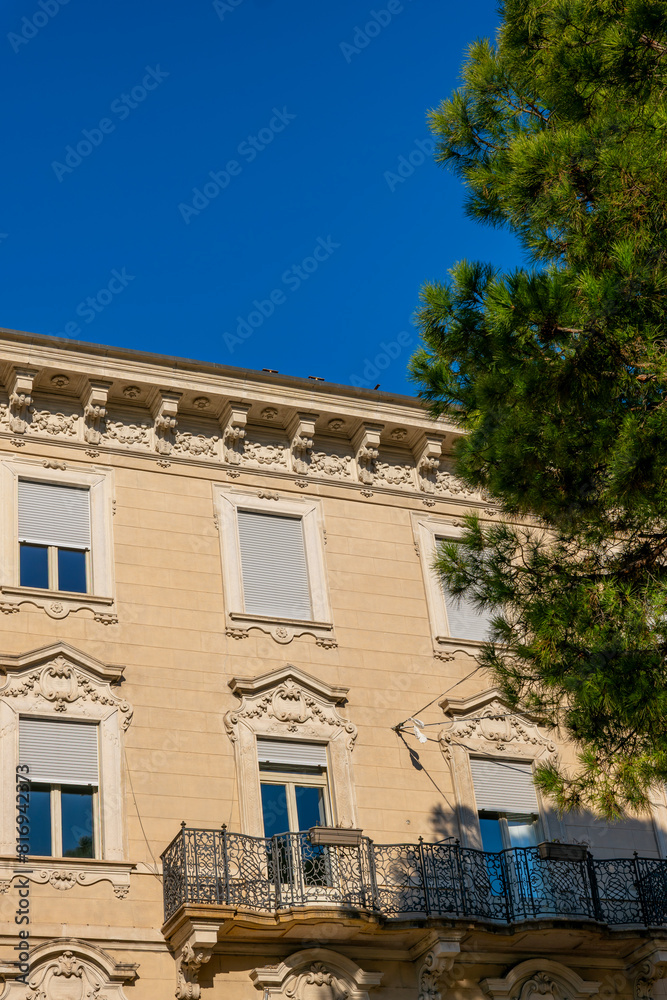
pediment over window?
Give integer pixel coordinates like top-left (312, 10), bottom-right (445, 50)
top-left (0, 641), bottom-right (130, 727)
top-left (226, 664), bottom-right (355, 748)
top-left (439, 687), bottom-right (557, 762)
top-left (482, 959), bottom-right (600, 1000)
top-left (0, 939), bottom-right (138, 998)
top-left (251, 948), bottom-right (383, 1000)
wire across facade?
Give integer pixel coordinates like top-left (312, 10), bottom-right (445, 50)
top-left (161, 825), bottom-right (667, 928)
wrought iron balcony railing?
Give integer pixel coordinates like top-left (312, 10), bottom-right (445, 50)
top-left (161, 825), bottom-right (667, 929)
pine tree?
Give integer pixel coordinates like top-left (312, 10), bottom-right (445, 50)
top-left (409, 0), bottom-right (667, 817)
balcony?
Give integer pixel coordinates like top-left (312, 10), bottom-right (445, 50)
top-left (161, 826), bottom-right (667, 938)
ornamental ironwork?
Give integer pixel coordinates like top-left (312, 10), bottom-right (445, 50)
top-left (161, 825), bottom-right (667, 929)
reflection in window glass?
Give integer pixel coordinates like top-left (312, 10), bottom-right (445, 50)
top-left (26, 785), bottom-right (52, 856)
top-left (61, 787), bottom-right (94, 858)
top-left (295, 785), bottom-right (326, 830)
top-left (20, 543), bottom-right (49, 589)
top-left (261, 783), bottom-right (289, 838)
top-left (58, 549), bottom-right (87, 593)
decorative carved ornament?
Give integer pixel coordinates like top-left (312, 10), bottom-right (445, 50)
top-left (629, 952), bottom-right (667, 1000)
top-left (439, 688), bottom-right (557, 763)
top-left (0, 646), bottom-right (131, 729)
top-left (225, 666), bottom-right (358, 836)
top-left (482, 960), bottom-right (601, 1000)
top-left (225, 667), bottom-right (356, 750)
top-left (176, 941), bottom-right (213, 1000)
top-left (416, 939), bottom-right (462, 1000)
top-left (0, 366), bottom-right (483, 499)
top-left (251, 948), bottom-right (383, 1000)
top-left (0, 940), bottom-right (137, 999)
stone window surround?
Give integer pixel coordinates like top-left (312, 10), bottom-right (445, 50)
top-left (0, 642), bottom-right (133, 898)
top-left (224, 664), bottom-right (358, 838)
top-left (213, 485), bottom-right (335, 646)
top-left (439, 688), bottom-right (565, 850)
top-left (412, 512), bottom-right (488, 660)
top-left (0, 456), bottom-right (116, 621)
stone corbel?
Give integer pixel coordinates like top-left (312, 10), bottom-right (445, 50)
top-left (414, 433), bottom-right (445, 493)
top-left (287, 411), bottom-right (318, 475)
top-left (629, 952), bottom-right (667, 1000)
top-left (82, 380), bottom-right (112, 444)
top-left (415, 940), bottom-right (461, 1000)
top-left (151, 390), bottom-right (182, 455)
top-left (221, 401), bottom-right (250, 465)
top-left (174, 926), bottom-right (218, 1000)
top-left (352, 422), bottom-right (384, 485)
top-left (7, 367), bottom-right (38, 433)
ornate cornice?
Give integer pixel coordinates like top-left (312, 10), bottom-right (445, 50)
top-left (0, 343), bottom-right (488, 503)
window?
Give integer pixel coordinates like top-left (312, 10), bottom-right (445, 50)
top-left (20, 718), bottom-right (99, 858)
top-left (258, 738), bottom-right (330, 887)
top-left (214, 488), bottom-right (334, 645)
top-left (412, 514), bottom-right (493, 655)
top-left (238, 511), bottom-right (312, 621)
top-left (18, 481), bottom-right (90, 594)
top-left (437, 539), bottom-right (492, 642)
top-left (470, 758), bottom-right (541, 852)
top-left (258, 739), bottom-right (330, 837)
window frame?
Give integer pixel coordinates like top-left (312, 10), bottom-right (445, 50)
top-left (259, 761), bottom-right (332, 835)
top-left (412, 513), bottom-right (492, 658)
top-left (28, 781), bottom-right (101, 859)
top-left (0, 459), bottom-right (116, 619)
top-left (214, 487), bottom-right (334, 645)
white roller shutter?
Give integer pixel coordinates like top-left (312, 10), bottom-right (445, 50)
top-left (19, 718), bottom-right (99, 785)
top-left (438, 539), bottom-right (492, 642)
top-left (238, 510), bottom-right (312, 620)
top-left (257, 738), bottom-right (327, 768)
top-left (18, 480), bottom-right (91, 550)
top-left (470, 758), bottom-right (538, 814)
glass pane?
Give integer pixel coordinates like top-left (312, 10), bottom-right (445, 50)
top-left (57, 548), bottom-right (87, 593)
top-left (61, 787), bottom-right (94, 858)
top-left (508, 815), bottom-right (539, 848)
top-left (479, 816), bottom-right (505, 853)
top-left (295, 785), bottom-right (326, 831)
top-left (26, 785), bottom-right (52, 856)
top-left (260, 783), bottom-right (289, 838)
top-left (20, 543), bottom-right (49, 589)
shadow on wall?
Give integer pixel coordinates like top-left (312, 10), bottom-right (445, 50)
top-left (427, 800), bottom-right (661, 857)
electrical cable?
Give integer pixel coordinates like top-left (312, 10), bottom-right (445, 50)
top-left (124, 746), bottom-right (162, 882)
top-left (392, 663), bottom-right (484, 733)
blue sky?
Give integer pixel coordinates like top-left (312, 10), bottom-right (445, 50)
top-left (0, 0), bottom-right (520, 395)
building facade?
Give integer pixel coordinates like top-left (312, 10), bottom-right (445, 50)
top-left (0, 329), bottom-right (666, 1000)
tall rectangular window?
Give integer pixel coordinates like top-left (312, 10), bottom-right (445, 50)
top-left (238, 510), bottom-right (312, 620)
top-left (438, 539), bottom-right (492, 642)
top-left (470, 758), bottom-right (541, 851)
top-left (19, 718), bottom-right (99, 858)
top-left (18, 480), bottom-right (91, 593)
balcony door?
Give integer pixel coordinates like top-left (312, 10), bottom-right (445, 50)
top-left (257, 738), bottom-right (331, 892)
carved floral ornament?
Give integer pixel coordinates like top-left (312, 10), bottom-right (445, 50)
top-left (481, 960), bottom-right (601, 1000)
top-left (0, 941), bottom-right (137, 999)
top-left (0, 365), bottom-right (489, 499)
top-left (225, 670), bottom-right (356, 750)
top-left (0, 651), bottom-right (132, 729)
top-left (251, 949), bottom-right (383, 1000)
top-left (439, 689), bottom-right (557, 762)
